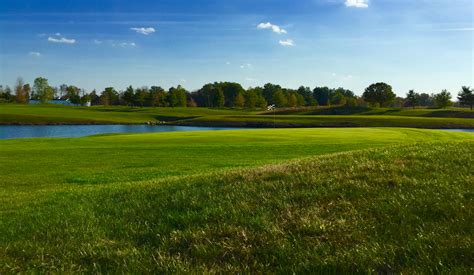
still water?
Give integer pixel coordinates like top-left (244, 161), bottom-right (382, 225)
top-left (0, 125), bottom-right (241, 140)
top-left (0, 125), bottom-right (472, 140)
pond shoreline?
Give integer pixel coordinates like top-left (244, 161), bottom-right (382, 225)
top-left (1, 120), bottom-right (474, 129)
top-left (1, 124), bottom-right (473, 140)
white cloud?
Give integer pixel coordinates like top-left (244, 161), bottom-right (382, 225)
top-left (240, 63), bottom-right (253, 69)
top-left (345, 0), bottom-right (369, 8)
top-left (257, 22), bottom-right (287, 34)
top-left (48, 36), bottom-right (76, 44)
top-left (279, 39), bottom-right (294, 46)
top-left (114, 42), bottom-right (136, 48)
top-left (29, 52), bottom-right (41, 57)
top-left (93, 39), bottom-right (103, 44)
top-left (226, 61), bottom-right (231, 65)
top-left (130, 27), bottom-right (156, 35)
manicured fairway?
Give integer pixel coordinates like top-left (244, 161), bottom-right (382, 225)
top-left (1, 128), bottom-right (473, 272)
top-left (176, 114), bottom-right (474, 128)
top-left (1, 128), bottom-right (470, 193)
top-left (0, 104), bottom-right (255, 124)
top-left (1, 104), bottom-right (473, 129)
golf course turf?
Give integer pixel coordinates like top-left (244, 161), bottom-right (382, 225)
top-left (1, 128), bottom-right (473, 272)
top-left (1, 104), bottom-right (473, 129)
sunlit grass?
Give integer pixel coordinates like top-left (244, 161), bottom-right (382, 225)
top-left (1, 128), bottom-right (473, 272)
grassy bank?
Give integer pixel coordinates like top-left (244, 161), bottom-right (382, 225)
top-left (1, 104), bottom-right (473, 128)
top-left (261, 106), bottom-right (474, 118)
top-left (1, 128), bottom-right (473, 272)
top-left (175, 115), bottom-right (474, 129)
top-left (0, 104), bottom-right (255, 125)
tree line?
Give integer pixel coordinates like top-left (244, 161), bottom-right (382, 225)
top-left (1, 77), bottom-right (473, 110)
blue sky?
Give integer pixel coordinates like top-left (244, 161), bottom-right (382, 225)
top-left (0, 0), bottom-right (472, 96)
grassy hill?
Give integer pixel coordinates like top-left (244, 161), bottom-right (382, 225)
top-left (260, 106), bottom-right (474, 118)
top-left (1, 104), bottom-right (473, 128)
top-left (0, 104), bottom-right (255, 125)
top-left (176, 114), bottom-right (474, 129)
top-left (1, 128), bottom-right (473, 272)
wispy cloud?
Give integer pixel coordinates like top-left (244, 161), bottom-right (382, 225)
top-left (93, 39), bottom-right (103, 44)
top-left (345, 0), bottom-right (369, 8)
top-left (48, 36), bottom-right (76, 44)
top-left (279, 39), bottom-right (294, 47)
top-left (29, 52), bottom-right (41, 57)
top-left (130, 27), bottom-right (156, 35)
top-left (438, 27), bottom-right (474, 32)
top-left (113, 42), bottom-right (137, 48)
top-left (240, 63), bottom-right (253, 69)
top-left (257, 22), bottom-right (287, 34)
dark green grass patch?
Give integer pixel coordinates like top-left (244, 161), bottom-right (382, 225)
top-left (176, 114), bottom-right (474, 129)
top-left (261, 106), bottom-right (474, 118)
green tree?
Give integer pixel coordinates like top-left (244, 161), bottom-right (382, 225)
top-left (330, 92), bottom-right (347, 106)
top-left (296, 94), bottom-right (306, 107)
top-left (273, 90), bottom-right (287, 107)
top-left (23, 84), bottom-right (31, 103)
top-left (234, 92), bottom-right (245, 108)
top-left (362, 82), bottom-right (396, 107)
top-left (214, 88), bottom-right (225, 108)
top-left (418, 93), bottom-right (433, 107)
top-left (262, 83), bottom-right (282, 105)
top-left (217, 82), bottom-right (245, 107)
top-left (255, 95), bottom-right (268, 109)
top-left (89, 90), bottom-right (100, 106)
top-left (287, 93), bottom-right (297, 108)
top-left (196, 83), bottom-right (217, 107)
top-left (134, 87), bottom-right (149, 107)
top-left (433, 90), bottom-right (452, 109)
top-left (80, 94), bottom-right (91, 106)
top-left (313, 87), bottom-right (332, 106)
top-left (0, 86), bottom-right (14, 103)
top-left (245, 89), bottom-right (258, 108)
top-left (345, 97), bottom-right (358, 107)
top-left (458, 86), bottom-right (474, 110)
top-left (406, 90), bottom-right (420, 109)
top-left (297, 86), bottom-right (314, 106)
top-left (168, 85), bottom-right (187, 107)
top-left (33, 77), bottom-right (53, 103)
top-left (100, 87), bottom-right (118, 106)
top-left (148, 86), bottom-right (167, 107)
top-left (66, 85), bottom-right (81, 105)
top-left (122, 85), bottom-right (135, 106)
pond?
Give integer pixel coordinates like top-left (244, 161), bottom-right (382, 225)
top-left (0, 125), bottom-right (242, 140)
top-left (0, 125), bottom-right (472, 140)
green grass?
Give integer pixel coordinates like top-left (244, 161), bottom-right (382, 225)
top-left (1, 128), bottom-right (473, 272)
top-left (1, 104), bottom-right (473, 128)
top-left (177, 114), bottom-right (474, 129)
top-left (0, 104), bottom-right (255, 124)
top-left (262, 106), bottom-right (474, 118)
